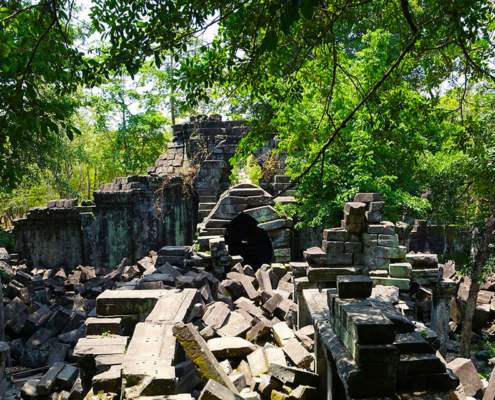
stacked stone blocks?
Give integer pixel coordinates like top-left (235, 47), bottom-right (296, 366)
top-left (303, 193), bottom-right (438, 291)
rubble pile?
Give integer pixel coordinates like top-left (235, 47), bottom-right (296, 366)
top-left (70, 260), bottom-right (318, 400)
top-left (326, 275), bottom-right (459, 396)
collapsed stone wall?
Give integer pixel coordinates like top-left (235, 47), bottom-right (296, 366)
top-left (13, 176), bottom-right (196, 269)
top-left (11, 116), bottom-right (290, 269)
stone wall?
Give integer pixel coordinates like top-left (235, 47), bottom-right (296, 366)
top-left (11, 116), bottom-right (289, 269)
top-left (13, 175), bottom-right (196, 269)
top-left (397, 220), bottom-right (471, 257)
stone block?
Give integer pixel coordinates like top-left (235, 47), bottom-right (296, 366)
top-left (307, 265), bottom-right (363, 282)
top-left (337, 275), bottom-right (373, 299)
top-left (447, 358), bottom-right (483, 396)
top-left (371, 277), bottom-right (410, 291)
top-left (411, 268), bottom-right (439, 282)
top-left (365, 210), bottom-right (383, 223)
top-left (93, 365), bottom-right (122, 395)
top-left (217, 312), bottom-right (251, 338)
top-left (283, 338), bottom-right (314, 368)
top-left (56, 364), bottom-right (79, 391)
top-left (398, 353), bottom-right (445, 376)
top-left (267, 364), bottom-right (318, 387)
top-left (37, 362), bottom-right (66, 395)
top-left (173, 323), bottom-right (239, 393)
top-left (207, 337), bottom-right (257, 358)
top-left (344, 242), bottom-right (362, 253)
top-left (389, 263), bottom-right (412, 279)
top-left (354, 344), bottom-right (399, 365)
top-left (85, 317), bottom-right (121, 336)
top-left (244, 206), bottom-right (281, 223)
top-left (247, 348), bottom-right (269, 376)
top-left (199, 379), bottom-right (244, 400)
top-left (405, 253), bottom-right (438, 268)
top-left (123, 359), bottom-right (176, 397)
top-left (354, 193), bottom-right (382, 202)
top-left (321, 241), bottom-right (344, 254)
top-left (272, 322), bottom-right (296, 347)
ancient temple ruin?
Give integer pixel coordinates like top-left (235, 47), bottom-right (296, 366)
top-left (0, 116), bottom-right (490, 400)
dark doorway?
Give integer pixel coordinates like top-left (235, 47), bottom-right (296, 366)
top-left (225, 213), bottom-right (273, 270)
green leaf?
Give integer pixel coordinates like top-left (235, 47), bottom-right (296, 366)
top-left (260, 30), bottom-right (278, 54)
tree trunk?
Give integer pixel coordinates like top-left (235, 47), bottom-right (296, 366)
top-left (460, 202), bottom-right (495, 357)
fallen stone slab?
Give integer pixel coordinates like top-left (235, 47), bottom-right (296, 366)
top-left (203, 302), bottom-right (231, 329)
top-left (207, 337), bottom-right (257, 358)
top-left (145, 289), bottom-right (198, 324)
top-left (199, 379), bottom-right (244, 400)
top-left (96, 290), bottom-right (166, 315)
top-left (268, 363), bottom-right (318, 387)
top-left (125, 323), bottom-right (177, 363)
top-left (217, 312), bottom-right (251, 338)
top-left (124, 359), bottom-right (177, 398)
top-left (447, 358), bottom-right (483, 397)
top-left (247, 348), bottom-right (269, 377)
top-left (272, 322), bottom-right (296, 347)
top-left (56, 364), bottom-right (79, 391)
top-left (173, 323), bottom-right (239, 394)
top-left (246, 319), bottom-right (273, 342)
top-left (36, 361), bottom-right (66, 395)
top-left (93, 365), bottom-right (122, 395)
top-left (265, 346), bottom-right (287, 367)
top-left (283, 338), bottom-right (314, 369)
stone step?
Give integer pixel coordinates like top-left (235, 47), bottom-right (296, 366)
top-left (398, 353), bottom-right (445, 376)
top-left (199, 196), bottom-right (217, 203)
top-left (199, 203), bottom-right (216, 211)
top-left (202, 228), bottom-right (227, 236)
top-left (393, 332), bottom-right (435, 355)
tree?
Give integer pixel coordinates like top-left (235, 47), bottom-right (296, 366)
top-left (0, 0), bottom-right (86, 191)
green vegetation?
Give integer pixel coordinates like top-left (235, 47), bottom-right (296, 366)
top-left (1, 0), bottom-right (495, 357)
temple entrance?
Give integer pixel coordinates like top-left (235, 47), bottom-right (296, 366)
top-left (225, 213), bottom-right (273, 270)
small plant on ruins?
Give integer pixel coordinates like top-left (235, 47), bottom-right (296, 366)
top-left (155, 138), bottom-right (209, 220)
top-left (418, 330), bottom-right (428, 339)
top-left (101, 331), bottom-right (114, 339)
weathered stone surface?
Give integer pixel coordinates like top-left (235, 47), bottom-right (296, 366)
top-left (207, 337), bottom-right (257, 358)
top-left (37, 362), bottom-right (66, 395)
top-left (273, 322), bottom-right (296, 347)
top-left (217, 312), bottom-right (251, 338)
top-left (389, 263), bottom-right (412, 279)
top-left (267, 364), bottom-right (318, 386)
top-left (447, 358), bottom-right (483, 397)
top-left (337, 275), bottom-right (372, 299)
top-left (172, 323), bottom-right (239, 393)
top-left (246, 348), bottom-right (269, 377)
top-left (354, 193), bottom-right (382, 202)
top-left (203, 302), bottom-right (231, 329)
top-left (93, 365), bottom-right (122, 395)
top-left (283, 338), bottom-right (313, 368)
top-left (371, 277), bottom-right (410, 290)
top-left (369, 285), bottom-right (400, 304)
top-left (123, 359), bottom-right (176, 397)
top-left (56, 364), bottom-right (80, 390)
top-left (86, 317), bottom-right (121, 335)
top-left (199, 379), bottom-right (244, 400)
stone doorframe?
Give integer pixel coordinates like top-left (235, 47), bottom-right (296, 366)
top-left (198, 183), bottom-right (292, 264)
